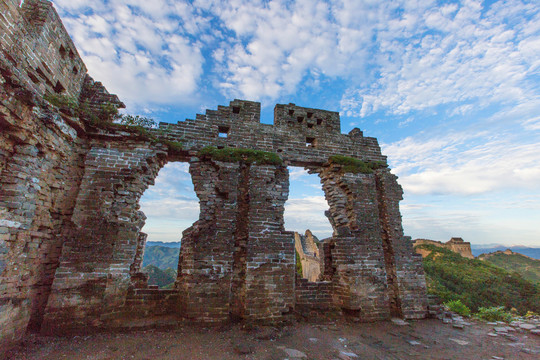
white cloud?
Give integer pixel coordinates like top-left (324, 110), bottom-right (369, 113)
top-left (284, 196), bottom-right (333, 238)
top-left (384, 130), bottom-right (540, 196)
top-left (53, 0), bottom-right (206, 109)
top-left (340, 0), bottom-right (540, 118)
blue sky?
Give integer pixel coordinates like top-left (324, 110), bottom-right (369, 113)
top-left (51, 0), bottom-right (540, 246)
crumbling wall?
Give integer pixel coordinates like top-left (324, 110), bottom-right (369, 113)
top-left (374, 170), bottom-right (428, 319)
top-left (0, 60), bottom-right (88, 350)
top-left (1, 0), bottom-right (428, 352)
top-left (177, 159), bottom-right (294, 323)
top-left (319, 165), bottom-right (391, 321)
top-left (294, 230), bottom-right (322, 282)
top-left (0, 0), bottom-right (87, 98)
top-left (40, 140), bottom-right (168, 334)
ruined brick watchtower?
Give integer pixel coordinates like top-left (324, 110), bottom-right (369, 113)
top-left (0, 0), bottom-right (428, 353)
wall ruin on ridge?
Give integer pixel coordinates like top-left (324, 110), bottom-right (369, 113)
top-left (295, 230), bottom-right (322, 282)
top-left (0, 0), bottom-right (428, 354)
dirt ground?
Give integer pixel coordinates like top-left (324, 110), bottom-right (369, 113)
top-left (5, 318), bottom-right (540, 360)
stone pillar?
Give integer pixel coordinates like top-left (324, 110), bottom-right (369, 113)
top-left (176, 160), bottom-right (240, 322)
top-left (176, 160), bottom-right (294, 323)
top-left (374, 170), bottom-right (428, 319)
top-left (320, 164), bottom-right (390, 321)
top-left (243, 164), bottom-right (294, 322)
top-left (41, 141), bottom-right (167, 334)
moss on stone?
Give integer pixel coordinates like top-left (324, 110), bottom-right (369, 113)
top-left (328, 155), bottom-right (386, 174)
top-left (198, 146), bottom-right (283, 165)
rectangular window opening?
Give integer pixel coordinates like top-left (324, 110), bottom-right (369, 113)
top-left (232, 106), bottom-right (240, 114)
top-left (218, 125), bottom-right (230, 138)
top-left (297, 116), bottom-right (304, 124)
top-left (288, 109), bottom-right (295, 116)
top-left (316, 118), bottom-right (323, 125)
top-left (307, 112), bottom-right (313, 118)
top-left (72, 66), bottom-right (79, 75)
top-left (306, 137), bottom-right (316, 147)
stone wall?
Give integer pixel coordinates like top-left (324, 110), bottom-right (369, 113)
top-left (1, 0), bottom-right (428, 354)
top-left (295, 276), bottom-right (334, 314)
top-left (413, 237), bottom-right (474, 259)
top-left (0, 56), bottom-right (88, 351)
top-left (0, 0), bottom-right (87, 98)
top-left (294, 230), bottom-right (322, 282)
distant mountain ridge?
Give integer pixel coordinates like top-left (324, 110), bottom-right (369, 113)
top-left (471, 245), bottom-right (540, 259)
top-left (145, 241), bottom-right (181, 248)
top-left (478, 249), bottom-right (540, 284)
top-left (142, 245), bottom-right (180, 269)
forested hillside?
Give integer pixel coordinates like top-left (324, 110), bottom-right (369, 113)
top-left (142, 245), bottom-right (180, 270)
top-left (478, 250), bottom-right (540, 285)
top-left (418, 244), bottom-right (540, 314)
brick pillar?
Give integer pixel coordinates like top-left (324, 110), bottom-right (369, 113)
top-left (374, 170), bottom-right (428, 319)
top-left (243, 164), bottom-right (294, 322)
top-left (41, 141), bottom-right (167, 334)
top-left (176, 160), bottom-right (240, 322)
top-left (320, 164), bottom-right (390, 321)
top-left (177, 160), bottom-right (294, 323)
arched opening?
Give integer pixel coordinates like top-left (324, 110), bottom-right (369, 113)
top-left (284, 166), bottom-right (333, 282)
top-left (139, 162), bottom-right (199, 288)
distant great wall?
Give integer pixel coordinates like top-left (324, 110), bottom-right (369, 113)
top-left (413, 237), bottom-right (474, 259)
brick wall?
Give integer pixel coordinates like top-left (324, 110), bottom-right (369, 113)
top-left (0, 0), bottom-right (87, 98)
top-left (0, 58), bottom-right (88, 353)
top-left (1, 0), bottom-right (428, 351)
top-left (295, 277), bottom-right (334, 311)
top-left (40, 139), bottom-right (168, 334)
top-left (152, 99), bottom-right (386, 166)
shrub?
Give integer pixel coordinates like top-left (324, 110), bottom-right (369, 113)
top-left (444, 299), bottom-right (471, 317)
top-left (117, 114), bottom-right (156, 128)
top-left (475, 306), bottom-right (513, 323)
top-left (198, 146), bottom-right (282, 165)
top-left (328, 155), bottom-right (386, 174)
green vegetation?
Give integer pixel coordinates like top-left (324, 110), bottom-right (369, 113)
top-left (478, 251), bottom-right (540, 285)
top-left (419, 244), bottom-right (540, 315)
top-left (296, 249), bottom-right (303, 276)
top-left (444, 299), bottom-right (471, 317)
top-left (118, 114), bottom-right (156, 128)
top-left (474, 306), bottom-right (513, 323)
top-left (44, 93), bottom-right (183, 153)
top-left (328, 155), bottom-right (386, 174)
top-left (143, 265), bottom-right (177, 288)
top-left (142, 245), bottom-right (180, 270)
top-left (198, 146), bottom-right (283, 165)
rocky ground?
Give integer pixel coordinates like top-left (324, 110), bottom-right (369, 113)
top-left (5, 317), bottom-right (539, 360)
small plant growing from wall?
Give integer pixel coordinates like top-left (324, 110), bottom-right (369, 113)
top-left (43, 93), bottom-right (183, 153)
top-left (198, 146), bottom-right (283, 165)
top-left (328, 155), bottom-right (387, 174)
